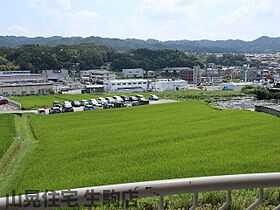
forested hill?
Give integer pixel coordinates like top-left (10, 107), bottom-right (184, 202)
top-left (1, 36), bottom-right (280, 53)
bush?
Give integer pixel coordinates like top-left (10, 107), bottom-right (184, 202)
top-left (241, 86), bottom-right (257, 94)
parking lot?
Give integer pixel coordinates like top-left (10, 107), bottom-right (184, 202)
top-left (39, 99), bottom-right (177, 115)
top-left (0, 103), bottom-right (19, 111)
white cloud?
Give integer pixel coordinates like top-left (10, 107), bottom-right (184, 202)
top-left (213, 0), bottom-right (280, 40)
top-left (27, 0), bottom-right (71, 10)
top-left (46, 9), bottom-right (105, 37)
top-left (8, 25), bottom-right (30, 36)
top-left (12, 0), bottom-right (280, 40)
top-left (140, 0), bottom-right (235, 19)
top-left (216, 0), bottom-right (275, 25)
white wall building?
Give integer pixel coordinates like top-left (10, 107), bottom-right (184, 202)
top-left (122, 68), bottom-right (144, 78)
top-left (104, 79), bottom-right (151, 92)
top-left (80, 69), bottom-right (117, 83)
top-left (152, 80), bottom-right (188, 92)
top-left (0, 83), bottom-right (54, 96)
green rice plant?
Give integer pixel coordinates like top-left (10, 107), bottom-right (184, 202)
top-left (0, 114), bottom-right (16, 159)
top-left (15, 101), bottom-right (280, 195)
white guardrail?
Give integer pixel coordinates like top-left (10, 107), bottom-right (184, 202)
top-left (0, 173), bottom-right (280, 210)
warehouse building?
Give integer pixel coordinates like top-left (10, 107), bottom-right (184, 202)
top-left (0, 83), bottom-right (54, 96)
top-left (42, 69), bottom-right (69, 82)
top-left (104, 79), bottom-right (151, 92)
top-left (152, 80), bottom-right (187, 92)
top-left (122, 68), bottom-right (144, 78)
top-left (0, 73), bottom-right (47, 84)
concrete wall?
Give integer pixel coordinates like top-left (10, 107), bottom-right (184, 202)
top-left (255, 105), bottom-right (280, 117)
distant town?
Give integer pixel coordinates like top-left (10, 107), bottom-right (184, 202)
top-left (0, 52), bottom-right (279, 97)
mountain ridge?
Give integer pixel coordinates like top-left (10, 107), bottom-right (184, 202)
top-left (1, 35), bottom-right (280, 53)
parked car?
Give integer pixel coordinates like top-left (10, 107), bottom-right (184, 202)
top-left (0, 97), bottom-right (8, 105)
top-left (105, 97), bottom-right (116, 104)
top-left (136, 95), bottom-right (144, 99)
top-left (97, 97), bottom-right (107, 105)
top-left (53, 101), bottom-right (61, 108)
top-left (37, 108), bottom-right (46, 115)
top-left (149, 95), bottom-right (159, 101)
top-left (113, 96), bottom-right (124, 107)
top-left (138, 98), bottom-right (149, 105)
top-left (62, 102), bottom-right (74, 112)
top-left (49, 107), bottom-right (61, 114)
top-left (129, 96), bottom-right (138, 102)
top-left (123, 102), bottom-right (133, 107)
top-left (71, 100), bottom-right (81, 107)
top-left (129, 96), bottom-right (139, 106)
top-left (88, 99), bottom-right (102, 108)
top-left (103, 103), bottom-right (114, 109)
top-left (80, 100), bottom-right (89, 106)
top-left (83, 104), bottom-right (96, 111)
top-left (120, 95), bottom-right (130, 102)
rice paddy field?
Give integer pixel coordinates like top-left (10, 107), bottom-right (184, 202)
top-left (0, 114), bottom-right (16, 159)
top-left (9, 90), bottom-right (244, 110)
top-left (15, 101), bottom-right (280, 193)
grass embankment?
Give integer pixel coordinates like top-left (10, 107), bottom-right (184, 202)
top-left (10, 90), bottom-right (244, 110)
top-left (0, 115), bottom-right (37, 195)
top-left (16, 101), bottom-right (280, 193)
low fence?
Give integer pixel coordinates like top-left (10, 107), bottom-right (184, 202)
top-left (255, 105), bottom-right (280, 117)
top-left (0, 173), bottom-right (280, 210)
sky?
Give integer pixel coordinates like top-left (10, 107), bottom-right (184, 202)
top-left (0, 0), bottom-right (279, 41)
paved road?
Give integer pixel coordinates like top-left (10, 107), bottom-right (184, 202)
top-left (149, 99), bottom-right (177, 105)
top-left (0, 110), bottom-right (38, 114)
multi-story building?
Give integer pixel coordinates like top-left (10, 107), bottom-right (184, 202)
top-left (80, 69), bottom-right (117, 84)
top-left (103, 79), bottom-right (151, 92)
top-left (240, 68), bottom-right (262, 82)
top-left (122, 68), bottom-right (144, 78)
top-left (160, 66), bottom-right (201, 83)
top-left (42, 69), bottom-right (69, 82)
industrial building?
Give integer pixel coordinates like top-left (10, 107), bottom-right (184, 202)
top-left (103, 79), bottom-right (151, 92)
top-left (80, 69), bottom-right (117, 84)
top-left (0, 83), bottom-right (54, 96)
top-left (0, 70), bottom-right (31, 75)
top-left (152, 80), bottom-right (187, 92)
top-left (82, 85), bottom-right (104, 94)
top-left (42, 69), bottom-right (69, 82)
top-left (0, 73), bottom-right (47, 84)
top-left (122, 68), bottom-right (144, 78)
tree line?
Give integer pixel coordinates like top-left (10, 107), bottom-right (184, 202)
top-left (0, 43), bottom-right (250, 73)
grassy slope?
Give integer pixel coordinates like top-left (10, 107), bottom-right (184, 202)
top-left (0, 115), bottom-right (37, 195)
top-left (0, 115), bottom-right (16, 159)
top-left (10, 90), bottom-right (244, 110)
top-left (16, 101), bottom-right (280, 193)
